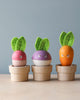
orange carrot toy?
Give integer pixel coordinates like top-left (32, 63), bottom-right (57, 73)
top-left (56, 32), bottom-right (77, 81)
top-left (59, 32), bottom-right (74, 66)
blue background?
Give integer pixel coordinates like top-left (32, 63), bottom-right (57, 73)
top-left (0, 0), bottom-right (80, 74)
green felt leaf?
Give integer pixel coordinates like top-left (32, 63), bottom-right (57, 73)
top-left (35, 37), bottom-right (42, 50)
top-left (15, 36), bottom-right (26, 51)
top-left (63, 31), bottom-right (74, 47)
top-left (59, 32), bottom-right (67, 46)
top-left (11, 37), bottom-right (18, 51)
top-left (39, 38), bottom-right (50, 51)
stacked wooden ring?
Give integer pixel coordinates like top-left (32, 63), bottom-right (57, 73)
top-left (56, 64), bottom-right (77, 81)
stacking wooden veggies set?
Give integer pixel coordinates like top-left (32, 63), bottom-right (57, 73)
top-left (9, 31), bottom-right (77, 82)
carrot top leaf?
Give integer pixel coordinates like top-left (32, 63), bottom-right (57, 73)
top-left (63, 32), bottom-right (74, 47)
top-left (59, 31), bottom-right (74, 47)
top-left (59, 32), bottom-right (67, 46)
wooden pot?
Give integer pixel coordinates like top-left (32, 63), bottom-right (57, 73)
top-left (9, 65), bottom-right (30, 82)
top-left (56, 64), bottom-right (77, 81)
top-left (32, 65), bottom-right (52, 81)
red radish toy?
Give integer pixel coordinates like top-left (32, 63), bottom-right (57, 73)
top-left (9, 36), bottom-right (30, 82)
top-left (12, 50), bottom-right (26, 67)
top-left (11, 36), bottom-right (26, 67)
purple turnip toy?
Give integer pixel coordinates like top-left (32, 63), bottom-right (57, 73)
top-left (32, 37), bottom-right (52, 81)
top-left (32, 37), bottom-right (52, 66)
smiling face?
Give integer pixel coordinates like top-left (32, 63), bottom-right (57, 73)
top-left (12, 50), bottom-right (26, 60)
top-left (12, 50), bottom-right (26, 66)
top-left (59, 46), bottom-right (74, 66)
top-left (32, 50), bottom-right (51, 60)
top-left (32, 50), bottom-right (51, 65)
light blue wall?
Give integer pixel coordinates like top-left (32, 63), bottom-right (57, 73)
top-left (0, 0), bottom-right (80, 74)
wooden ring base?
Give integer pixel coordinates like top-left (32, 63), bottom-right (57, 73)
top-left (9, 65), bottom-right (30, 82)
top-left (32, 65), bottom-right (53, 81)
top-left (56, 64), bottom-right (77, 81)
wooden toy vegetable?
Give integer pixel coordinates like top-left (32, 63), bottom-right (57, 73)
top-left (9, 36), bottom-right (30, 82)
top-left (56, 31), bottom-right (77, 81)
top-left (33, 37), bottom-right (52, 64)
top-left (11, 36), bottom-right (26, 66)
top-left (32, 37), bottom-right (51, 65)
top-left (32, 37), bottom-right (52, 81)
top-left (59, 32), bottom-right (74, 66)
top-left (32, 51), bottom-right (51, 66)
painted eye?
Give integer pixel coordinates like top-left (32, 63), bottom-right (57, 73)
top-left (67, 55), bottom-right (70, 58)
top-left (20, 56), bottom-right (22, 59)
top-left (38, 55), bottom-right (41, 57)
top-left (61, 54), bottom-right (64, 57)
top-left (44, 55), bottom-right (47, 58)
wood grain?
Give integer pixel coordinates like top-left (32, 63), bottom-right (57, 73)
top-left (56, 64), bottom-right (77, 81)
top-left (0, 74), bottom-right (80, 100)
top-left (9, 65), bottom-right (30, 81)
top-left (32, 65), bottom-right (52, 81)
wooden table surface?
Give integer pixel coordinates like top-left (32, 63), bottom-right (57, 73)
top-left (0, 74), bottom-right (80, 100)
